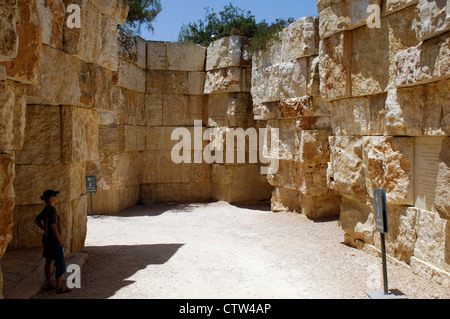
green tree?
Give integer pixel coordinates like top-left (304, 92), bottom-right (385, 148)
top-left (178, 3), bottom-right (293, 55)
top-left (125, 0), bottom-right (162, 34)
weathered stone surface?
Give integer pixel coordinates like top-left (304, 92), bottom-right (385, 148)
top-left (26, 45), bottom-right (81, 105)
top-left (297, 130), bottom-right (330, 167)
top-left (362, 136), bottom-right (415, 205)
top-left (251, 65), bottom-right (280, 104)
top-left (79, 62), bottom-right (114, 109)
top-left (141, 181), bottom-right (211, 202)
top-left (63, 0), bottom-right (119, 71)
top-left (330, 93), bottom-right (387, 136)
top-left (167, 42), bottom-right (206, 71)
top-left (413, 0), bottom-right (450, 41)
top-left (279, 59), bottom-right (308, 100)
top-left (319, 31), bottom-right (352, 100)
top-left (339, 195), bottom-right (375, 245)
top-left (207, 93), bottom-right (252, 127)
top-left (112, 87), bottom-right (145, 125)
top-left (99, 125), bottom-right (145, 152)
top-left (163, 94), bottom-right (205, 126)
top-left (1, 0), bottom-right (42, 83)
top-left (113, 59), bottom-right (146, 93)
top-left (144, 94), bottom-right (163, 127)
top-left (0, 153), bottom-right (15, 259)
top-left (16, 105), bottom-right (61, 165)
top-left (319, 0), bottom-right (382, 39)
top-left (14, 162), bottom-right (85, 205)
top-left (394, 32), bottom-right (449, 87)
top-left (271, 187), bottom-right (301, 212)
top-left (211, 164), bottom-right (272, 203)
top-left (328, 136), bottom-right (366, 195)
top-left (146, 41), bottom-right (168, 70)
top-left (382, 0), bottom-right (418, 16)
top-left (435, 137), bottom-right (450, 219)
top-left (385, 79), bottom-right (449, 136)
top-left (147, 70), bottom-right (188, 95)
top-left (0, 0), bottom-right (19, 62)
top-left (351, 6), bottom-right (419, 96)
top-left (281, 17), bottom-right (320, 61)
top-left (62, 106), bottom-right (99, 163)
top-left (36, 0), bottom-right (65, 50)
top-left (206, 36), bottom-right (243, 71)
top-left (89, 0), bottom-right (129, 24)
top-left (204, 67), bottom-right (251, 94)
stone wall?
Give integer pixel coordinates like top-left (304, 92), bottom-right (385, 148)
top-left (316, 0), bottom-right (449, 284)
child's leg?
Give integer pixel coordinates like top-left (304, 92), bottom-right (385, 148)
top-left (44, 259), bottom-right (53, 287)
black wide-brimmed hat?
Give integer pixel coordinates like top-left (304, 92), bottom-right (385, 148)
top-left (40, 190), bottom-right (60, 202)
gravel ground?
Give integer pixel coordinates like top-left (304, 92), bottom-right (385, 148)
top-left (34, 201), bottom-right (450, 299)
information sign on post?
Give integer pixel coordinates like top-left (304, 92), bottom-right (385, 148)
top-left (367, 189), bottom-right (407, 299)
top-left (85, 176), bottom-right (97, 216)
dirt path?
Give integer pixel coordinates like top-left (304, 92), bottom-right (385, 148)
top-left (33, 202), bottom-right (449, 299)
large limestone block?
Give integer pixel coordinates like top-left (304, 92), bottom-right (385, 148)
top-left (0, 79), bottom-right (26, 153)
top-left (63, 0), bottom-right (119, 71)
top-left (89, 0), bottom-right (129, 24)
top-left (26, 45), bottom-right (81, 106)
top-left (251, 65), bottom-right (280, 105)
top-left (394, 32), bottom-right (449, 87)
top-left (0, 0), bottom-right (19, 62)
top-left (382, 0), bottom-right (419, 16)
top-left (207, 93), bottom-right (252, 127)
top-left (362, 136), bottom-right (415, 205)
top-left (276, 119), bottom-right (297, 161)
top-left (113, 59), bottom-right (146, 93)
top-left (144, 94), bottom-right (163, 127)
top-left (328, 136), bottom-right (366, 195)
top-left (206, 36), bottom-right (243, 71)
top-left (1, 0), bottom-right (42, 84)
top-left (62, 106), bottom-right (99, 163)
top-left (296, 130), bottom-right (330, 167)
top-left (281, 17), bottom-right (320, 62)
top-left (319, 31), bottom-right (352, 100)
top-left (147, 70), bottom-right (189, 95)
top-left (267, 159), bottom-right (298, 189)
top-left (146, 41), bottom-right (168, 70)
top-left (36, 0), bottom-right (65, 50)
top-left (0, 153), bottom-right (15, 259)
top-left (79, 62), bottom-right (114, 109)
top-left (413, 208), bottom-right (449, 273)
top-left (317, 0), bottom-right (346, 13)
top-left (99, 125), bottom-right (145, 152)
top-left (167, 42), bottom-right (206, 71)
top-left (279, 59), bottom-right (308, 100)
top-left (112, 87), bottom-right (145, 126)
top-left (413, 0), bottom-right (450, 41)
top-left (319, 0), bottom-right (382, 39)
top-left (16, 105), bottom-right (61, 165)
top-left (204, 67), bottom-right (251, 94)
top-left (351, 6), bottom-right (419, 97)
top-left (301, 194), bottom-right (341, 219)
top-left (339, 195), bottom-right (375, 245)
top-left (435, 137), bottom-right (449, 219)
top-left (163, 94), bottom-right (205, 126)
top-left (271, 187), bottom-right (301, 213)
top-left (330, 93), bottom-right (387, 136)
top-left (141, 181), bottom-right (211, 202)
top-left (385, 80), bottom-right (449, 136)
top-left (14, 162), bottom-right (85, 205)
top-left (92, 186), bottom-right (140, 214)
top-left (118, 30), bottom-right (147, 69)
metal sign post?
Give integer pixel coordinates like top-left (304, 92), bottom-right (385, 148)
top-left (367, 189), bottom-right (407, 299)
top-left (85, 176), bottom-right (97, 217)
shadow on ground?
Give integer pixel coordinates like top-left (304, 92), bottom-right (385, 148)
top-left (33, 243), bottom-right (184, 299)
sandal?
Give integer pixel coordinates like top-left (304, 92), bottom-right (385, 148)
top-left (56, 287), bottom-right (71, 294)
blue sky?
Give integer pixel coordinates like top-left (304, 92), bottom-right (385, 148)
top-left (140, 0), bottom-right (319, 41)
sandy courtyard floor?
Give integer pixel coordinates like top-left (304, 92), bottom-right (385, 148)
top-left (33, 201), bottom-right (450, 299)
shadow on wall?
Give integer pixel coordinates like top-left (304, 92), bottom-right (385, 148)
top-left (57, 244), bottom-right (184, 299)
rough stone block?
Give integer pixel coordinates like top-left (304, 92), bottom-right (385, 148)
top-left (89, 0), bottom-right (129, 24)
top-left (0, 0), bottom-right (19, 62)
top-left (146, 70), bottom-right (189, 95)
top-left (382, 0), bottom-right (419, 16)
top-left (206, 36), bottom-right (243, 71)
top-left (296, 130), bottom-right (331, 167)
top-left (319, 0), bottom-right (382, 39)
top-left (339, 195), bottom-right (375, 245)
top-left (113, 59), bottom-right (146, 93)
top-left (204, 67), bottom-right (250, 94)
top-left (281, 17), bottom-right (320, 61)
top-left (413, 0), bottom-right (450, 41)
top-left (0, 153), bottom-right (15, 259)
top-left (207, 92), bottom-right (252, 127)
top-left (251, 65), bottom-right (280, 104)
top-left (362, 136), bottom-right (415, 205)
top-left (62, 106), bottom-right (99, 163)
top-left (167, 42), bottom-right (206, 71)
top-left (79, 62), bottom-right (114, 109)
top-left (36, 0), bottom-right (65, 50)
top-left (144, 94), bottom-right (163, 127)
top-left (271, 187), bottom-right (301, 213)
top-left (435, 137), bottom-right (449, 219)
top-left (26, 45), bottom-right (81, 106)
top-left (279, 59), bottom-right (308, 100)
top-left (99, 125), bottom-right (145, 152)
top-left (1, 0), bottom-right (42, 84)
top-left (163, 94), bottom-right (205, 126)
top-left (328, 136), bottom-right (366, 195)
top-left (16, 105), bottom-right (61, 165)
top-left (146, 41), bottom-right (168, 70)
top-left (112, 86), bottom-right (145, 125)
